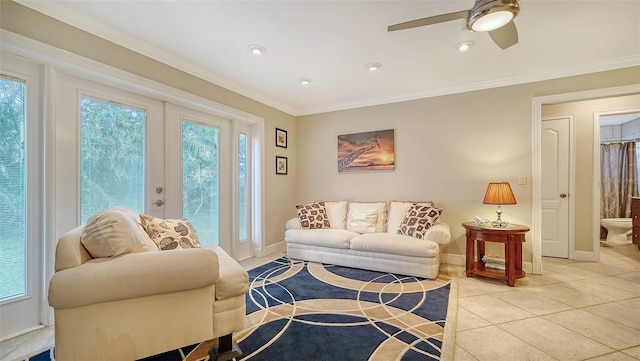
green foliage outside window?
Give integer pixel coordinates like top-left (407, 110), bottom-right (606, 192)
top-left (0, 77), bottom-right (26, 299)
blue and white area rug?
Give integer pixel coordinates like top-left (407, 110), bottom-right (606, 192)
top-left (29, 257), bottom-right (456, 361)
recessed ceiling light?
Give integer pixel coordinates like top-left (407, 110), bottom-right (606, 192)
top-left (366, 62), bottom-right (382, 71)
top-left (297, 77), bottom-right (312, 85)
top-left (247, 44), bottom-right (266, 55)
top-left (456, 41), bottom-right (475, 52)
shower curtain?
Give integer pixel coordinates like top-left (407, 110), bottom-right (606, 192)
top-left (600, 142), bottom-right (638, 223)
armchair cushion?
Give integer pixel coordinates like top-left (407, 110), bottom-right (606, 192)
top-left (81, 208), bottom-right (157, 258)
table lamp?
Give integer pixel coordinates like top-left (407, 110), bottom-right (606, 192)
top-left (483, 182), bottom-right (517, 227)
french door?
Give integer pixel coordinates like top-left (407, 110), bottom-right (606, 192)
top-left (165, 104), bottom-right (231, 251)
top-left (1, 56), bottom-right (257, 339)
top-left (55, 73), bottom-right (242, 252)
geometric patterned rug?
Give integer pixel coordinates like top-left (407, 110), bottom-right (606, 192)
top-left (29, 257), bottom-right (456, 361)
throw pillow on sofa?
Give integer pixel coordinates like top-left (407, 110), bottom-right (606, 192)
top-left (398, 204), bottom-right (443, 239)
top-left (295, 201), bottom-right (332, 229)
top-left (387, 201), bottom-right (434, 234)
top-left (81, 207), bottom-right (158, 258)
top-left (347, 202), bottom-right (386, 233)
top-left (139, 214), bottom-right (202, 250)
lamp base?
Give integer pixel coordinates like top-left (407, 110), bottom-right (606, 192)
top-left (491, 220), bottom-right (509, 227)
top-left (492, 206), bottom-right (508, 227)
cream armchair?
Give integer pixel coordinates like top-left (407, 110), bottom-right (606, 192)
top-left (48, 209), bottom-right (248, 361)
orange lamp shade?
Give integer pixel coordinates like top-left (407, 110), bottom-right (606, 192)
top-left (483, 182), bottom-right (517, 205)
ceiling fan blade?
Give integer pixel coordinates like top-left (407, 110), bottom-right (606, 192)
top-left (488, 20), bottom-right (518, 49)
top-left (388, 10), bottom-right (468, 32)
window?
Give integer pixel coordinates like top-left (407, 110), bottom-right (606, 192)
top-left (80, 97), bottom-right (146, 223)
top-left (238, 132), bottom-right (249, 241)
top-left (0, 75), bottom-right (26, 301)
top-left (182, 120), bottom-right (220, 246)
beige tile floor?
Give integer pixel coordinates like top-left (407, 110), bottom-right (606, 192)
top-left (445, 242), bottom-right (640, 361)
top-left (2, 244), bottom-right (638, 361)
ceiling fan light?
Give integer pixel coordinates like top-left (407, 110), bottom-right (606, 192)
top-left (467, 0), bottom-right (520, 32)
top-left (471, 11), bottom-right (513, 32)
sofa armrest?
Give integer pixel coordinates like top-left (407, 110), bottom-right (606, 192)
top-left (285, 217), bottom-right (302, 230)
top-left (49, 248), bottom-right (219, 309)
top-left (424, 222), bottom-right (451, 245)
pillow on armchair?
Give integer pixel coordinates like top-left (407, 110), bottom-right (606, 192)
top-left (139, 214), bottom-right (202, 250)
top-left (81, 208), bottom-right (158, 258)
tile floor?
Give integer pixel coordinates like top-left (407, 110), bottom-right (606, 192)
top-left (1, 244), bottom-right (638, 361)
top-left (444, 242), bottom-right (640, 361)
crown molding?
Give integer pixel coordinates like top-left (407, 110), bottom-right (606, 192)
top-left (12, 0), bottom-right (640, 117)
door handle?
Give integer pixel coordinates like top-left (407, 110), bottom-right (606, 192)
top-left (560, 193), bottom-right (567, 198)
top-left (153, 200), bottom-right (165, 206)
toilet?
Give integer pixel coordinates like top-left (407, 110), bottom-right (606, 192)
top-left (600, 218), bottom-right (633, 244)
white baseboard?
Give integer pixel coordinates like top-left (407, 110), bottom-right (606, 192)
top-left (442, 253), bottom-right (465, 266)
top-left (257, 240), bottom-right (286, 258)
top-left (572, 250), bottom-right (597, 262)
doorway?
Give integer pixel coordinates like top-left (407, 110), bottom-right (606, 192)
top-left (533, 85), bottom-right (640, 274)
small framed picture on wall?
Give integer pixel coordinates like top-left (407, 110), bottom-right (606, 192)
top-left (276, 156), bottom-right (288, 175)
top-left (276, 128), bottom-right (287, 148)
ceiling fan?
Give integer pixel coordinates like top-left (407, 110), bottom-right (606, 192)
top-left (388, 0), bottom-right (520, 50)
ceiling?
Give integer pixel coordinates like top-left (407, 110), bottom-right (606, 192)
top-left (16, 0), bottom-right (640, 116)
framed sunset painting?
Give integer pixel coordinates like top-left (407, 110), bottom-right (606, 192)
top-left (337, 129), bottom-right (395, 173)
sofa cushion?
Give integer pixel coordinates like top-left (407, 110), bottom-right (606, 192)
top-left (81, 208), bottom-right (158, 258)
top-left (296, 201), bottom-right (332, 229)
top-left (140, 214), bottom-right (202, 250)
top-left (387, 201), bottom-right (434, 234)
top-left (349, 233), bottom-right (440, 258)
top-left (285, 229), bottom-right (360, 249)
top-left (398, 205), bottom-right (443, 239)
top-left (347, 202), bottom-right (386, 233)
top-left (325, 200), bottom-right (348, 229)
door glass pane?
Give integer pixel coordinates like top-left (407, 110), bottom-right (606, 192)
top-left (80, 97), bottom-right (145, 223)
top-left (183, 121), bottom-right (219, 246)
top-left (0, 77), bottom-right (26, 300)
top-left (238, 133), bottom-right (248, 241)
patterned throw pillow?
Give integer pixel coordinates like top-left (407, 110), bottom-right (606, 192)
top-left (139, 214), bottom-right (202, 251)
top-left (295, 202), bottom-right (332, 229)
top-left (398, 204), bottom-right (443, 239)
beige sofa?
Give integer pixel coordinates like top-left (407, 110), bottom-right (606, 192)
top-left (48, 208), bottom-right (248, 361)
top-left (285, 201), bottom-right (451, 279)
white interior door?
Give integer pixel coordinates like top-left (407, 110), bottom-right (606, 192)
top-left (541, 116), bottom-right (572, 258)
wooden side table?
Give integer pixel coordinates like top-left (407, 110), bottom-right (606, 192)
top-left (462, 221), bottom-right (530, 287)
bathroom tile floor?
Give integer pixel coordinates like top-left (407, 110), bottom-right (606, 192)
top-left (1, 244), bottom-right (639, 361)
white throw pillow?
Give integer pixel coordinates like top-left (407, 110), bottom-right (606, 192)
top-left (81, 208), bottom-right (158, 258)
top-left (347, 202), bottom-right (386, 233)
top-left (387, 201), bottom-right (434, 234)
top-left (325, 200), bottom-right (348, 229)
